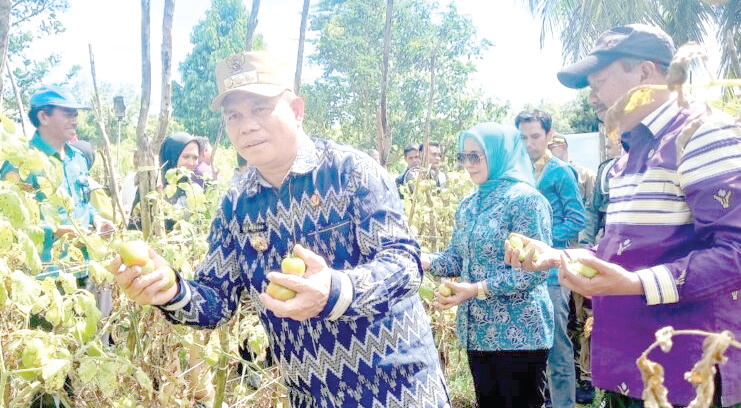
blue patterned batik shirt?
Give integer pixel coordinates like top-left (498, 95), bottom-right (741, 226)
top-left (429, 180), bottom-right (554, 352)
top-left (159, 135), bottom-right (450, 408)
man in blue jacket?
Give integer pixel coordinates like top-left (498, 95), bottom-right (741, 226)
top-left (112, 51), bottom-right (450, 408)
top-left (517, 109), bottom-right (586, 408)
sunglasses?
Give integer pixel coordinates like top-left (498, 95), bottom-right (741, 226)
top-left (456, 152), bottom-right (485, 165)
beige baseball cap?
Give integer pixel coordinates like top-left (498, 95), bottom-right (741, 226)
top-left (211, 51), bottom-right (293, 112)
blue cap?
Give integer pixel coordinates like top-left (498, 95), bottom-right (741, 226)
top-left (29, 85), bottom-right (91, 110)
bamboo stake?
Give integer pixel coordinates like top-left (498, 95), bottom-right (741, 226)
top-left (88, 44), bottom-right (128, 227)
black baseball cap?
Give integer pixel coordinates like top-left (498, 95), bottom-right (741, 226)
top-left (557, 24), bottom-right (676, 89)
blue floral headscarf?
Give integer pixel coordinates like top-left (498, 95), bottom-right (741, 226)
top-left (458, 122), bottom-right (534, 195)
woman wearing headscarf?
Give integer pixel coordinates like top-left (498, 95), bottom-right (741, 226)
top-left (159, 132), bottom-right (200, 205)
top-left (421, 122), bottom-right (554, 407)
top-left (128, 132), bottom-right (201, 231)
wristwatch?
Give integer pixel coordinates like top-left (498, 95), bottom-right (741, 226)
top-left (476, 281), bottom-right (487, 300)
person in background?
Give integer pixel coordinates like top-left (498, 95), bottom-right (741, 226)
top-left (396, 144), bottom-right (422, 190)
top-left (0, 85), bottom-right (115, 263)
top-left (516, 108), bottom-right (586, 408)
top-left (580, 134), bottom-right (623, 246)
top-left (193, 136), bottom-right (217, 187)
top-left (508, 24), bottom-right (741, 407)
top-left (71, 140), bottom-right (115, 223)
top-left (420, 141), bottom-right (447, 187)
top-left (547, 132), bottom-right (598, 405)
top-left (422, 122), bottom-right (553, 407)
top-left (111, 51), bottom-right (450, 408)
top-left (128, 132), bottom-right (202, 231)
top-left (548, 134), bottom-right (596, 206)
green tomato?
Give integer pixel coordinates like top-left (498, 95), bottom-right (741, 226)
top-left (438, 284), bottom-right (454, 297)
top-left (572, 262), bottom-right (599, 278)
top-left (119, 240), bottom-right (150, 267)
top-left (266, 282), bottom-right (296, 301)
top-left (157, 266), bottom-right (177, 290)
top-left (281, 256), bottom-right (306, 276)
top-left (508, 235), bottom-right (524, 249)
top-left (418, 285), bottom-right (435, 303)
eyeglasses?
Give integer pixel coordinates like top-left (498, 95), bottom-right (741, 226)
top-left (456, 152), bottom-right (485, 165)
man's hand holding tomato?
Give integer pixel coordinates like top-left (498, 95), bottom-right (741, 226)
top-left (258, 244), bottom-right (331, 321)
top-left (503, 234), bottom-right (644, 298)
top-left (110, 246), bottom-right (179, 306)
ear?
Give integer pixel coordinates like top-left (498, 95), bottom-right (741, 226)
top-left (291, 97), bottom-right (305, 126)
top-left (639, 61), bottom-right (655, 83)
top-left (37, 109), bottom-right (51, 126)
top-left (546, 129), bottom-right (554, 142)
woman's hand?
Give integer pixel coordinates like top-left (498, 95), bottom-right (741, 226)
top-left (432, 281), bottom-right (476, 310)
top-left (420, 253), bottom-right (431, 271)
top-left (503, 232), bottom-right (560, 271)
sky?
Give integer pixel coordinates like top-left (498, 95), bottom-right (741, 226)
top-left (33, 0), bottom-right (579, 111)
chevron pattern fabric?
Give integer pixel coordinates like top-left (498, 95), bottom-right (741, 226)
top-left (160, 136), bottom-right (450, 407)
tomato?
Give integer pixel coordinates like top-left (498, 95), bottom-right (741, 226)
top-left (571, 262), bottom-right (599, 278)
top-left (281, 255), bottom-right (306, 276)
top-left (266, 282), bottom-right (296, 301)
top-left (156, 266), bottom-right (177, 290)
top-left (438, 284), bottom-right (454, 297)
top-left (418, 285), bottom-right (435, 303)
top-left (119, 240), bottom-right (150, 267)
top-left (141, 259), bottom-right (156, 274)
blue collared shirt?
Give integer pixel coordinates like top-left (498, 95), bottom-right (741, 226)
top-left (536, 155), bottom-right (586, 284)
top-left (1, 132), bottom-right (97, 262)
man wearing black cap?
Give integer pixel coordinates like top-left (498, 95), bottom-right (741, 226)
top-left (506, 24), bottom-right (741, 407)
top-left (1, 85), bottom-right (114, 262)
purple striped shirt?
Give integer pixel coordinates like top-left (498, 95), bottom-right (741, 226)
top-left (592, 99), bottom-right (741, 406)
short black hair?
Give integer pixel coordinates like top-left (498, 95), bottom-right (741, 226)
top-left (419, 141), bottom-right (441, 151)
top-left (515, 109), bottom-right (553, 134)
top-left (403, 145), bottom-right (418, 155)
top-left (28, 105), bottom-right (55, 128)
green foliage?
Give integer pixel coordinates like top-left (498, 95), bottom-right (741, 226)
top-left (522, 0), bottom-right (741, 79)
top-left (2, 0), bottom-right (71, 121)
top-left (521, 88), bottom-right (598, 134)
top-left (305, 0), bottom-right (504, 163)
top-left (172, 0), bottom-right (265, 140)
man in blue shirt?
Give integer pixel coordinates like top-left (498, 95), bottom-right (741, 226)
top-left (1, 85), bottom-right (114, 263)
top-left (516, 109), bottom-right (586, 408)
top-left (111, 51), bottom-right (450, 408)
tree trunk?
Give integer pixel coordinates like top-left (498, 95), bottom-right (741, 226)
top-left (422, 51), bottom-right (436, 168)
top-left (5, 65), bottom-right (27, 138)
top-left (135, 0), bottom-right (160, 238)
top-left (0, 0), bottom-right (10, 108)
top-left (154, 0), bottom-right (174, 149)
top-left (377, 0), bottom-right (393, 166)
top-left (88, 44), bottom-right (128, 227)
top-left (245, 0), bottom-right (260, 51)
top-left (294, 0), bottom-right (311, 93)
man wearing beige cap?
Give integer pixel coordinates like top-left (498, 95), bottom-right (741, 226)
top-left (111, 51), bottom-right (450, 407)
top-left (507, 24), bottom-right (741, 407)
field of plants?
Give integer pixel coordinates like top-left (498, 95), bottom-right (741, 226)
top-left (0, 120), bottom-right (493, 407)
